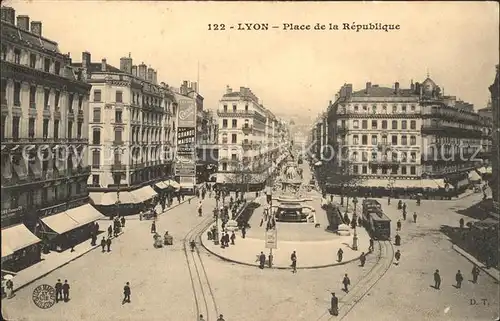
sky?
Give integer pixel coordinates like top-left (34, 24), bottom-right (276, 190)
top-left (6, 1), bottom-right (499, 120)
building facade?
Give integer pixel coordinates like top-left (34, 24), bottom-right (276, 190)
top-left (75, 53), bottom-right (177, 210)
top-left (216, 86), bottom-right (285, 190)
top-left (1, 7), bottom-right (94, 270)
top-left (489, 65), bottom-right (499, 207)
top-left (320, 77), bottom-right (489, 194)
top-left (196, 109), bottom-right (219, 182)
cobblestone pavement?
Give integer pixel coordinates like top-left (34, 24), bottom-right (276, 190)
top-left (2, 196), bottom-right (217, 321)
top-left (338, 195), bottom-right (499, 321)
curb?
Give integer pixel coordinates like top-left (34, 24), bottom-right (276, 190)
top-left (451, 244), bottom-right (499, 282)
top-left (12, 196), bottom-right (198, 293)
top-left (201, 237), bottom-right (370, 270)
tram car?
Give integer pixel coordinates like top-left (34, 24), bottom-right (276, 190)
top-left (362, 199), bottom-right (391, 240)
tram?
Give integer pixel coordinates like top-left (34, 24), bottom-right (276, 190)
top-left (362, 199), bottom-right (391, 240)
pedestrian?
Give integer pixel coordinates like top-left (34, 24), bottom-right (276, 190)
top-left (259, 251), bottom-right (266, 269)
top-left (217, 314), bottom-right (225, 321)
top-left (342, 274), bottom-right (351, 292)
top-left (108, 225), bottom-right (112, 238)
top-left (55, 279), bottom-right (63, 303)
top-left (413, 212), bottom-right (417, 223)
top-left (91, 233), bottom-right (97, 246)
top-left (459, 218), bottom-right (464, 229)
top-left (337, 248), bottom-right (343, 262)
top-left (402, 202), bottom-right (406, 212)
top-left (120, 216), bottom-right (125, 228)
top-left (5, 278), bottom-right (13, 299)
top-left (472, 265), bottom-right (480, 283)
top-left (402, 210), bottom-right (406, 221)
top-left (106, 237), bottom-right (112, 252)
top-left (368, 238), bottom-right (374, 252)
top-left (359, 252), bottom-right (366, 267)
top-left (123, 282), bottom-right (131, 304)
top-left (291, 251), bottom-right (297, 273)
top-left (330, 292), bottom-right (339, 316)
top-left (387, 197), bottom-right (391, 205)
top-left (396, 219), bottom-right (402, 231)
top-left (62, 280), bottom-right (70, 302)
top-left (455, 270), bottom-right (463, 288)
top-left (100, 237), bottom-right (106, 252)
top-left (394, 250), bottom-right (401, 265)
top-left (230, 231), bottom-right (236, 245)
top-left (199, 314), bottom-right (206, 321)
top-left (198, 201), bottom-right (203, 217)
top-left (394, 233), bottom-right (401, 246)
top-left (434, 269), bottom-right (441, 289)
top-left (241, 226), bottom-right (246, 239)
top-left (151, 221), bottom-right (156, 234)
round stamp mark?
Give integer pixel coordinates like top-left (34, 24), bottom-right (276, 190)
top-left (32, 284), bottom-right (56, 309)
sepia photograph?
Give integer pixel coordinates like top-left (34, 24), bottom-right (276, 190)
top-left (0, 1), bottom-right (499, 320)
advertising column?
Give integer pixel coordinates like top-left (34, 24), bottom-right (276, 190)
top-left (176, 98), bottom-right (197, 191)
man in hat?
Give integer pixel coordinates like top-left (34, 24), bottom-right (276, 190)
top-left (55, 279), bottom-right (63, 303)
top-left (259, 251), bottom-right (266, 269)
top-left (123, 282), bottom-right (131, 304)
top-left (337, 248), bottom-right (344, 262)
top-left (330, 292), bottom-right (339, 316)
top-left (62, 280), bottom-right (70, 302)
top-left (359, 252), bottom-right (366, 267)
top-left (342, 274), bottom-right (351, 293)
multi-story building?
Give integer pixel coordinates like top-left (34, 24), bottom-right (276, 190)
top-left (216, 86), bottom-right (284, 190)
top-left (1, 7), bottom-right (97, 271)
top-left (322, 77), bottom-right (488, 195)
top-left (489, 65), bottom-right (499, 209)
top-left (196, 109), bottom-right (219, 182)
top-left (75, 53), bottom-right (177, 212)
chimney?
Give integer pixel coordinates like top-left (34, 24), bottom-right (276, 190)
top-left (16, 15), bottom-right (29, 31)
top-left (138, 63), bottom-right (147, 79)
top-left (131, 65), bottom-right (137, 77)
top-left (226, 85), bottom-right (232, 94)
top-left (329, 100), bottom-right (332, 105)
top-left (1, 7), bottom-right (15, 24)
top-left (147, 68), bottom-right (154, 82)
top-left (191, 82), bottom-right (198, 93)
top-left (101, 59), bottom-right (106, 72)
top-left (365, 82), bottom-right (371, 93)
top-left (394, 82), bottom-right (400, 94)
top-left (415, 82), bottom-right (421, 95)
top-left (30, 21), bottom-right (42, 36)
top-left (82, 51), bottom-right (91, 69)
top-left (410, 79), bottom-right (415, 91)
top-left (120, 55), bottom-right (132, 74)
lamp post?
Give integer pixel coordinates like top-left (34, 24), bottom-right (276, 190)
top-left (213, 195), bottom-right (220, 245)
top-left (113, 147), bottom-right (124, 220)
top-left (352, 228), bottom-right (358, 251)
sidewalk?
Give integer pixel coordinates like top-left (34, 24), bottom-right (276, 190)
top-left (451, 244), bottom-right (500, 282)
top-left (11, 196), bottom-right (196, 293)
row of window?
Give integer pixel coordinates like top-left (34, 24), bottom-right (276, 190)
top-left (4, 182), bottom-right (86, 210)
top-left (344, 119), bottom-right (418, 130)
top-left (350, 151), bottom-right (418, 162)
top-left (222, 104), bottom-right (249, 112)
top-left (1, 81), bottom-right (83, 111)
top-left (92, 89), bottom-right (164, 108)
top-left (0, 115), bottom-right (83, 141)
top-left (2, 44), bottom-right (62, 75)
top-left (90, 150), bottom-right (165, 168)
top-left (353, 165), bottom-right (417, 175)
top-left (90, 128), bottom-right (172, 145)
top-left (346, 103), bottom-right (417, 114)
top-left (350, 134), bottom-right (418, 146)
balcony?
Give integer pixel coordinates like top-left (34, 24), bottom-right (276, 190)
top-left (421, 124), bottom-right (482, 138)
top-left (112, 140), bottom-right (124, 146)
top-left (111, 163), bottom-right (126, 171)
top-left (369, 158), bottom-right (400, 166)
top-left (130, 163), bottom-right (145, 170)
top-left (217, 110), bottom-right (255, 118)
top-left (241, 125), bottom-right (253, 135)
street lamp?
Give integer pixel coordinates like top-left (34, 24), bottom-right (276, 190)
top-left (113, 147), bottom-right (124, 220)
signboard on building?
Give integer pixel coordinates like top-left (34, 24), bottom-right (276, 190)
top-left (179, 176), bottom-right (196, 188)
top-left (178, 99), bottom-right (196, 127)
top-left (265, 229), bottom-right (277, 249)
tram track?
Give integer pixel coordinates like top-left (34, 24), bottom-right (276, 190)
top-left (182, 216), bottom-right (220, 321)
top-left (315, 240), bottom-right (394, 321)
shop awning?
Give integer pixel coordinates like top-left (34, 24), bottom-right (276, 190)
top-left (421, 179), bottom-right (445, 189)
top-left (360, 179), bottom-right (390, 188)
top-left (131, 186), bottom-right (157, 203)
top-left (89, 192), bottom-right (117, 206)
top-left (65, 204), bottom-right (105, 226)
top-left (41, 212), bottom-right (80, 234)
top-left (392, 180), bottom-right (421, 189)
top-left (155, 182), bottom-right (168, 189)
top-left (468, 171), bottom-right (481, 181)
top-left (163, 179), bottom-right (180, 189)
top-left (118, 191), bottom-right (140, 204)
top-left (1, 224), bottom-right (41, 258)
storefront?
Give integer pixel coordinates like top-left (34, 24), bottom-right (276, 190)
top-left (1, 224), bottom-right (42, 272)
top-left (39, 204), bottom-right (105, 252)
